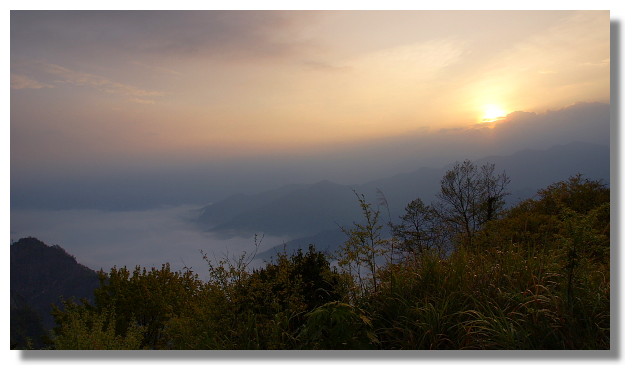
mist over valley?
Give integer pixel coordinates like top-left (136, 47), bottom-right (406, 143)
top-left (11, 140), bottom-right (609, 275)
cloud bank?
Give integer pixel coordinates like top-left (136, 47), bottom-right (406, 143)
top-left (11, 101), bottom-right (609, 211)
top-left (10, 206), bottom-right (288, 278)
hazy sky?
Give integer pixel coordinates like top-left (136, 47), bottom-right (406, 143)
top-left (11, 10), bottom-right (610, 209)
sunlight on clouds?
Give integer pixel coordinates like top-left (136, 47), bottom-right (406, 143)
top-left (10, 11), bottom-right (610, 166)
top-left (482, 104), bottom-right (508, 123)
top-left (338, 39), bottom-right (465, 122)
top-left (450, 11), bottom-right (608, 126)
top-left (231, 39), bottom-right (468, 145)
top-left (150, 39), bottom-right (468, 155)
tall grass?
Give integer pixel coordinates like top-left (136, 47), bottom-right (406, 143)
top-left (367, 240), bottom-right (609, 349)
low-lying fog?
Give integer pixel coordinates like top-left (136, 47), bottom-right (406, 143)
top-left (11, 206), bottom-right (289, 279)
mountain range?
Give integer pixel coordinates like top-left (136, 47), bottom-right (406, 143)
top-left (196, 141), bottom-right (610, 258)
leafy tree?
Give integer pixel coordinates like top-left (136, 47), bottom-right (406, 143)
top-left (205, 249), bottom-right (254, 303)
top-left (288, 246), bottom-right (344, 311)
top-left (247, 247), bottom-right (344, 346)
top-left (536, 174), bottom-right (610, 215)
top-left (299, 301), bottom-right (378, 349)
top-left (52, 301), bottom-right (145, 350)
top-left (166, 246), bottom-right (344, 349)
top-left (57, 264), bottom-right (205, 349)
top-left (473, 174), bottom-right (609, 254)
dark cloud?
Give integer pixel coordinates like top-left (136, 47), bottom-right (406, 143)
top-left (452, 101), bottom-right (610, 153)
top-left (11, 10), bottom-right (318, 64)
top-left (301, 101), bottom-right (611, 176)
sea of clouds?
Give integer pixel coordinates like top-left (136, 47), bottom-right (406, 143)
top-left (10, 205), bottom-right (289, 279)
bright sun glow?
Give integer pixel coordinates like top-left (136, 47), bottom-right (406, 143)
top-left (482, 105), bottom-right (508, 122)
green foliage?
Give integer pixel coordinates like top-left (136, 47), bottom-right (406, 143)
top-left (537, 174), bottom-right (610, 216)
top-left (165, 246), bottom-right (345, 349)
top-left (473, 174), bottom-right (609, 254)
top-left (51, 264), bottom-right (203, 349)
top-left (254, 246), bottom-right (343, 312)
top-left (46, 170), bottom-right (609, 350)
top-left (92, 264), bottom-right (203, 349)
top-left (52, 301), bottom-right (145, 350)
top-left (299, 302), bottom-right (378, 349)
top-left (367, 174), bottom-right (609, 349)
top-left (369, 239), bottom-right (608, 349)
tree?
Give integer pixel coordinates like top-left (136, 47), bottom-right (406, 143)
top-left (164, 246), bottom-right (344, 350)
top-left (536, 174), bottom-right (609, 216)
top-left (473, 174), bottom-right (609, 254)
top-left (288, 246), bottom-right (344, 311)
top-left (337, 191), bottom-right (388, 298)
top-left (299, 301), bottom-right (378, 349)
top-left (88, 264), bottom-right (203, 349)
top-left (436, 160), bottom-right (510, 243)
top-left (392, 198), bottom-right (438, 258)
top-left (52, 301), bottom-right (145, 350)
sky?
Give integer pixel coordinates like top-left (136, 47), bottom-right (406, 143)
top-left (10, 10), bottom-right (611, 210)
top-left (8, 9), bottom-right (613, 271)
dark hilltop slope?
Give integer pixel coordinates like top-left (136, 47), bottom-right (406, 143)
top-left (10, 237), bottom-right (100, 348)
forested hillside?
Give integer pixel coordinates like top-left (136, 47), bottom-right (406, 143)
top-left (40, 162), bottom-right (609, 350)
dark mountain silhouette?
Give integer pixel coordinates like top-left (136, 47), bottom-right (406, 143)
top-left (197, 141), bottom-right (609, 256)
top-left (10, 237), bottom-right (100, 340)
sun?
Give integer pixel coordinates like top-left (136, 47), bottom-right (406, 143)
top-left (482, 104), bottom-right (508, 122)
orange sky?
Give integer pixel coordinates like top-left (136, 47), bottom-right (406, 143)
top-left (11, 11), bottom-right (609, 165)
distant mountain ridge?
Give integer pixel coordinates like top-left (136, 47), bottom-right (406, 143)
top-left (197, 183), bottom-right (306, 228)
top-left (477, 141), bottom-right (610, 204)
top-left (196, 141), bottom-right (609, 256)
top-left (200, 180), bottom-right (362, 238)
